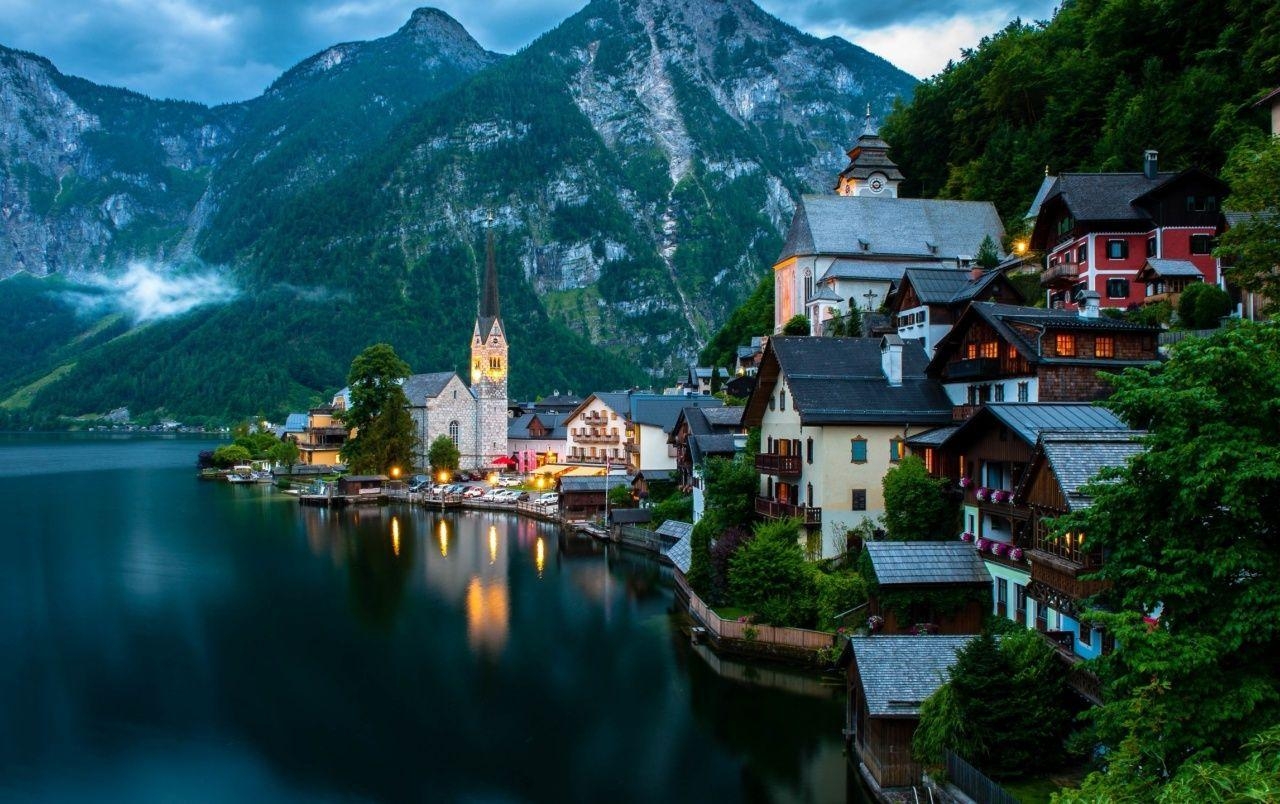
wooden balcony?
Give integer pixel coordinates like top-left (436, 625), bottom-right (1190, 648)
top-left (946, 357), bottom-right (1000, 380)
top-left (574, 431), bottom-right (621, 444)
top-left (755, 452), bottom-right (802, 477)
top-left (1038, 631), bottom-right (1102, 705)
top-left (754, 496), bottom-right (821, 526)
top-left (1041, 261), bottom-right (1082, 288)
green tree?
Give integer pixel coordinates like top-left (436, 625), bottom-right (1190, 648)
top-left (703, 455), bottom-right (759, 530)
top-left (340, 343), bottom-right (418, 475)
top-left (687, 512), bottom-right (717, 598)
top-left (268, 439), bottom-right (300, 473)
top-left (607, 482), bottom-right (633, 509)
top-left (212, 443), bottom-right (252, 467)
top-left (976, 234), bottom-right (1001, 268)
top-left (1177, 281), bottom-right (1231, 329)
top-left (1053, 322), bottom-right (1280, 794)
top-left (882, 455), bottom-right (958, 540)
top-left (814, 570), bottom-right (868, 630)
top-left (649, 491), bottom-right (692, 527)
top-left (427, 434), bottom-right (461, 475)
top-left (728, 517), bottom-right (815, 627)
top-left (1218, 134), bottom-right (1280, 313)
top-left (709, 367), bottom-right (723, 395)
top-left (782, 314), bottom-right (810, 335)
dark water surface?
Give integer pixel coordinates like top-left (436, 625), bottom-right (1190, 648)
top-left (0, 434), bottom-right (859, 803)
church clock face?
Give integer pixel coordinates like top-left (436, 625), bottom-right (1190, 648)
top-left (869, 176), bottom-right (885, 194)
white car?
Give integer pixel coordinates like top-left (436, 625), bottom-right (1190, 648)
top-left (535, 492), bottom-right (559, 505)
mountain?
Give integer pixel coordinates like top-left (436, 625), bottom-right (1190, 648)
top-left (0, 0), bottom-right (916, 424)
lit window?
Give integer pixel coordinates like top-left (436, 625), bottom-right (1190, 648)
top-left (889, 438), bottom-right (904, 463)
top-left (1056, 334), bottom-right (1077, 357)
top-left (1095, 336), bottom-right (1115, 358)
top-left (966, 343), bottom-right (978, 359)
top-left (979, 341), bottom-right (999, 359)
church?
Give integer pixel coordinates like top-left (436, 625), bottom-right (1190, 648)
top-left (406, 232), bottom-right (509, 471)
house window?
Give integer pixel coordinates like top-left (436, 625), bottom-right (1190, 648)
top-left (1095, 336), bottom-right (1115, 358)
top-left (851, 489), bottom-right (867, 511)
top-left (966, 342), bottom-right (977, 359)
top-left (779, 390), bottom-right (786, 411)
top-left (1106, 239), bottom-right (1128, 260)
top-left (1015, 584), bottom-right (1027, 624)
top-left (1017, 381), bottom-right (1029, 402)
top-left (1106, 278), bottom-right (1130, 299)
top-left (994, 384), bottom-right (1005, 402)
top-left (889, 438), bottom-right (904, 463)
top-left (1190, 234), bottom-right (1214, 255)
top-left (806, 437), bottom-right (813, 464)
top-left (1076, 244), bottom-right (1087, 263)
top-left (979, 341), bottom-right (998, 359)
top-left (1079, 620), bottom-right (1093, 648)
top-left (997, 578), bottom-right (1008, 616)
top-left (1057, 216), bottom-right (1073, 236)
top-left (807, 483), bottom-right (813, 507)
top-left (850, 438), bottom-right (867, 463)
top-left (769, 396), bottom-right (775, 411)
top-left (1146, 236), bottom-right (1157, 257)
top-left (1186, 195), bottom-right (1219, 213)
top-left (448, 420), bottom-right (460, 446)
top-left (1055, 334), bottom-right (1077, 357)
top-left (1035, 602), bottom-right (1048, 631)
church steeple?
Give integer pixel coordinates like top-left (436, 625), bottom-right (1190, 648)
top-left (479, 226), bottom-right (501, 329)
top-left (835, 106), bottom-right (905, 197)
top-left (471, 221), bottom-right (507, 387)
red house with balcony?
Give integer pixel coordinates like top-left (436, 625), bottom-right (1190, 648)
top-left (1029, 150), bottom-right (1229, 311)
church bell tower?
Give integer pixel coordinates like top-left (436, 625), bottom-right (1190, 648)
top-left (471, 226), bottom-right (509, 468)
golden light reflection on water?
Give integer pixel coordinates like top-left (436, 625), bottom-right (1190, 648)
top-left (438, 520), bottom-right (449, 558)
top-left (391, 516), bottom-right (401, 556)
top-left (488, 526), bottom-right (498, 565)
top-left (535, 537), bottom-right (546, 577)
top-left (465, 575), bottom-right (509, 655)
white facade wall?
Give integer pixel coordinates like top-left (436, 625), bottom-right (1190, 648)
top-left (564, 398), bottom-right (627, 466)
top-left (635, 422), bottom-right (675, 473)
top-left (943, 377), bottom-right (1039, 406)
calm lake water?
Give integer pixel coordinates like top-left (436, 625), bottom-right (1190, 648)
top-left (0, 434), bottom-right (862, 803)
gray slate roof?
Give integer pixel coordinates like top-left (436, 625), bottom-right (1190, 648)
top-left (1141, 259), bottom-right (1205, 279)
top-left (656, 519), bottom-right (694, 541)
top-left (850, 635), bottom-right (976, 717)
top-left (760, 337), bottom-right (953, 426)
top-left (820, 260), bottom-right (932, 283)
top-left (905, 425), bottom-right (958, 448)
top-left (559, 475), bottom-right (633, 493)
top-left (966, 403), bottom-right (1128, 447)
top-left (591, 392), bottom-right (632, 417)
top-left (631, 394), bottom-right (723, 433)
top-left (702, 407), bottom-right (744, 428)
top-left (1038, 429), bottom-right (1145, 511)
top-left (664, 532), bottom-right (692, 574)
top-left (1047, 172), bottom-right (1179, 221)
top-left (779, 195), bottom-right (1005, 263)
top-left (902, 267), bottom-right (1005, 306)
top-left (508, 412), bottom-right (568, 440)
top-left (866, 541), bottom-right (991, 586)
top-left (402, 372), bottom-right (464, 404)
top-left (690, 433), bottom-right (742, 463)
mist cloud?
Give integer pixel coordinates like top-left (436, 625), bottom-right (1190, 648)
top-left (62, 261), bottom-right (240, 323)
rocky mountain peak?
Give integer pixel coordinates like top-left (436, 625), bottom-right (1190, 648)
top-left (396, 7), bottom-right (496, 63)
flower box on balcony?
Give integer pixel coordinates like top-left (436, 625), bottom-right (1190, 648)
top-left (975, 487), bottom-right (991, 502)
top-left (960, 531), bottom-right (974, 542)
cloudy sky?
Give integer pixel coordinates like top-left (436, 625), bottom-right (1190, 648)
top-left (0, 0), bottom-right (1060, 105)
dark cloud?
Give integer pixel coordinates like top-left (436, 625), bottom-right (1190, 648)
top-left (0, 1), bottom-right (1059, 104)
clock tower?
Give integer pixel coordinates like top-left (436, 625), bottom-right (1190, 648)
top-left (835, 106), bottom-right (905, 198)
top-left (471, 227), bottom-right (509, 468)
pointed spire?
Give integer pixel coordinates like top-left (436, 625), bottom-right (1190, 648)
top-left (863, 103), bottom-right (875, 135)
top-left (480, 215), bottom-right (500, 323)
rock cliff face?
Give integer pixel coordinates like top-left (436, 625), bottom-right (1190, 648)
top-left (0, 1), bottom-right (916, 420)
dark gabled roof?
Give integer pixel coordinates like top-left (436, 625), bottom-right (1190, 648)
top-left (1138, 259), bottom-right (1205, 279)
top-left (508, 412), bottom-right (568, 440)
top-left (559, 475), bottom-right (633, 493)
top-left (533, 393), bottom-right (583, 412)
top-left (690, 434), bottom-right (742, 463)
top-left (808, 284), bottom-right (844, 303)
top-left (676, 405), bottom-right (744, 439)
top-left (1025, 173), bottom-right (1058, 220)
top-left (664, 531), bottom-right (692, 574)
top-left (702, 407), bottom-right (744, 428)
top-left (849, 635), bottom-right (976, 717)
top-left (898, 267), bottom-right (1016, 308)
top-left (402, 372), bottom-right (463, 403)
top-left (905, 425), bottom-right (958, 448)
top-left (656, 520), bottom-right (694, 541)
top-left (866, 541), bottom-right (991, 586)
top-left (630, 394), bottom-right (723, 433)
top-left (778, 195), bottom-right (1005, 263)
top-left (1036, 429), bottom-right (1145, 511)
top-left (946, 403), bottom-right (1127, 449)
top-left (927, 301), bottom-right (1159, 375)
top-left (745, 337), bottom-right (953, 427)
top-left (1046, 172), bottom-right (1176, 222)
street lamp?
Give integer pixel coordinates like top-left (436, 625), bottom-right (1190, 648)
top-left (390, 466), bottom-right (401, 480)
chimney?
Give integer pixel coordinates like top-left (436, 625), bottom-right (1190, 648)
top-left (1143, 149), bottom-right (1158, 180)
top-left (880, 334), bottom-right (904, 387)
top-left (1078, 290), bottom-right (1101, 319)
top-left (969, 266), bottom-right (984, 282)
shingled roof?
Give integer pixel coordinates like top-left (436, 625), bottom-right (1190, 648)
top-left (896, 267), bottom-right (1019, 309)
top-left (745, 337), bottom-right (953, 427)
top-left (664, 531), bottom-right (692, 574)
top-left (848, 635), bottom-right (976, 717)
top-left (1035, 429), bottom-right (1146, 510)
top-left (631, 394), bottom-right (723, 434)
top-left (1138, 259), bottom-right (1205, 279)
top-left (778, 195), bottom-right (1005, 263)
top-left (866, 541), bottom-right (991, 586)
top-left (945, 403), bottom-right (1127, 449)
top-left (508, 412), bottom-right (568, 440)
top-left (401, 372), bottom-right (464, 404)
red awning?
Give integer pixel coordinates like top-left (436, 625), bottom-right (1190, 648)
top-left (492, 456), bottom-right (517, 466)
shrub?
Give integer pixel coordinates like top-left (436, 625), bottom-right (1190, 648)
top-left (728, 518), bottom-right (816, 627)
top-left (815, 570), bottom-right (868, 630)
top-left (883, 456), bottom-right (958, 540)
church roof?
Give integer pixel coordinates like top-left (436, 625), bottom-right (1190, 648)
top-left (402, 372), bottom-right (466, 403)
top-left (778, 195), bottom-right (1005, 264)
top-left (477, 227), bottom-right (502, 337)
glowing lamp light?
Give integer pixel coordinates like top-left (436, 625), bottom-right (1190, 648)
top-left (437, 470), bottom-right (450, 484)
top-left (488, 473), bottom-right (498, 486)
top-left (391, 516), bottom-right (401, 556)
top-left (1014, 240), bottom-right (1028, 255)
top-left (438, 520), bottom-right (449, 558)
top-left (535, 537), bottom-right (546, 577)
top-left (390, 466), bottom-right (401, 479)
top-left (489, 525), bottom-right (498, 565)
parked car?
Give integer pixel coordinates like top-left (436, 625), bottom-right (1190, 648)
top-left (536, 492), bottom-right (559, 504)
top-left (494, 490), bottom-right (519, 503)
top-left (463, 486), bottom-right (485, 498)
top-left (497, 476), bottom-right (523, 488)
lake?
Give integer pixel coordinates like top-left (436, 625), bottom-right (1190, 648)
top-left (0, 434), bottom-right (862, 802)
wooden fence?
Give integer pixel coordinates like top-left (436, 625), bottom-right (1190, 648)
top-left (680, 575), bottom-right (836, 651)
top-left (945, 750), bottom-right (1019, 804)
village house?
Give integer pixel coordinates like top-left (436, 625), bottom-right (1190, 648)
top-left (680, 365), bottom-right (729, 395)
top-left (773, 118), bottom-right (1006, 335)
top-left (925, 299), bottom-right (1160, 419)
top-left (293, 403), bottom-right (349, 467)
top-left (669, 405), bottom-right (746, 523)
top-left (744, 335), bottom-right (953, 559)
top-left (1029, 151), bottom-right (1229, 311)
top-left (557, 474), bottom-right (634, 522)
top-left (908, 403), bottom-right (1130, 644)
top-left (841, 635), bottom-right (976, 790)
top-left (507, 410), bottom-right (567, 473)
top-left (626, 394), bottom-right (723, 478)
top-left (863, 541), bottom-right (991, 636)
top-left (563, 392), bottom-right (631, 468)
top-left (887, 266), bottom-right (1024, 354)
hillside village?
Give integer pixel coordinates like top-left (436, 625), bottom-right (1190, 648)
top-left (225, 86), bottom-right (1280, 802)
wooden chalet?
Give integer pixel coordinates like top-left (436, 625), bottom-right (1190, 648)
top-left (557, 474), bottom-right (632, 521)
top-left (842, 635), bottom-right (975, 790)
top-left (864, 541), bottom-right (990, 635)
top-left (888, 266), bottom-right (1023, 353)
top-left (926, 300), bottom-right (1159, 419)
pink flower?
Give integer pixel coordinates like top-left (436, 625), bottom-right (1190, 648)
top-left (992, 542), bottom-right (1008, 557)
top-left (1009, 547), bottom-right (1024, 562)
top-left (960, 531), bottom-right (974, 542)
top-left (959, 477), bottom-right (972, 488)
